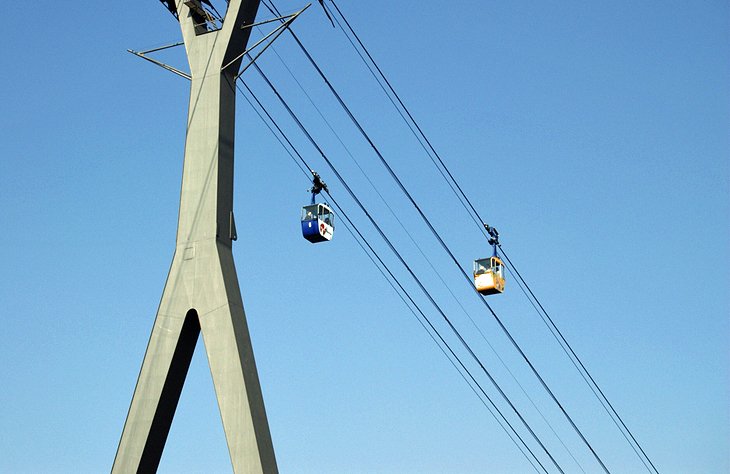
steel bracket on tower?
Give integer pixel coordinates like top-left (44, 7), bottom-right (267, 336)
top-left (112, 1), bottom-right (288, 472)
top-left (127, 5), bottom-right (308, 83)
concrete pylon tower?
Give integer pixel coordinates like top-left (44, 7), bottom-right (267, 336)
top-left (113, 1), bottom-right (278, 472)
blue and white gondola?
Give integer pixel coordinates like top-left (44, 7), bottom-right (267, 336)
top-left (301, 203), bottom-right (334, 243)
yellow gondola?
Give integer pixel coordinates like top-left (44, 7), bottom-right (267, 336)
top-left (473, 256), bottom-right (505, 295)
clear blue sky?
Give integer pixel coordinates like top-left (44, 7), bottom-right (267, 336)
top-left (0, 1), bottom-right (727, 473)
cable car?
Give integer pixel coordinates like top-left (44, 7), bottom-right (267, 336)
top-left (474, 223), bottom-right (504, 295)
top-left (473, 256), bottom-right (505, 295)
top-left (301, 202), bottom-right (334, 243)
top-left (301, 170), bottom-right (334, 243)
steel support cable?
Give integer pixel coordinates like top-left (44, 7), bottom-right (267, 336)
top-left (326, 4), bottom-right (660, 472)
top-left (259, 5), bottom-right (610, 472)
top-left (237, 80), bottom-right (547, 474)
top-left (325, 194), bottom-right (547, 474)
top-left (324, 0), bottom-right (490, 240)
top-left (262, 32), bottom-right (587, 474)
top-left (239, 74), bottom-right (552, 472)
top-left (237, 79), bottom-right (549, 474)
top-left (498, 246), bottom-right (661, 474)
top-left (239, 81), bottom-right (478, 406)
top-left (238, 80), bottom-right (487, 414)
top-left (317, 0), bottom-right (486, 238)
top-left (246, 61), bottom-right (567, 474)
top-left (497, 254), bottom-right (655, 474)
top-left (498, 246), bottom-right (633, 423)
top-left (324, 4), bottom-right (613, 436)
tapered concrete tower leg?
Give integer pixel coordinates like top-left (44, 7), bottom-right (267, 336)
top-left (111, 262), bottom-right (201, 473)
top-left (199, 245), bottom-right (276, 473)
top-left (113, 1), bottom-right (277, 472)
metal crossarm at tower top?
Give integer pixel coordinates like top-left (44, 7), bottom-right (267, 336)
top-left (112, 1), bottom-right (278, 472)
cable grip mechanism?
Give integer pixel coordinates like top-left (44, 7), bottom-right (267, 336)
top-left (308, 169), bottom-right (328, 204)
top-left (484, 223), bottom-right (500, 255)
